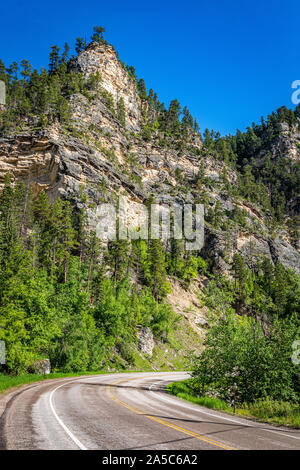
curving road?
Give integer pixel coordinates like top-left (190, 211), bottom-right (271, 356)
top-left (0, 372), bottom-right (299, 450)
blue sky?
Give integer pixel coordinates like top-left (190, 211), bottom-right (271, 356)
top-left (1, 0), bottom-right (298, 135)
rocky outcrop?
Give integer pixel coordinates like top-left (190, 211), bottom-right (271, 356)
top-left (0, 42), bottom-right (299, 278)
top-left (203, 227), bottom-right (300, 277)
top-left (28, 359), bottom-right (51, 375)
top-left (70, 42), bottom-right (141, 132)
top-left (137, 327), bottom-right (154, 356)
top-left (268, 237), bottom-right (300, 274)
top-left (0, 135), bottom-right (59, 192)
top-left (0, 340), bottom-right (5, 365)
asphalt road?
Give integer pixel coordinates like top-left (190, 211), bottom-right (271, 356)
top-left (0, 371), bottom-right (299, 450)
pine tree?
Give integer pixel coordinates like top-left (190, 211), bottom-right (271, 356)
top-left (242, 164), bottom-right (255, 200)
top-left (168, 238), bottom-right (183, 277)
top-left (91, 26), bottom-right (106, 44)
top-left (0, 174), bottom-right (17, 262)
top-left (75, 37), bottom-right (86, 54)
top-left (168, 99), bottom-right (181, 130)
top-left (49, 45), bottom-right (60, 74)
top-left (231, 253), bottom-right (248, 301)
top-left (85, 231), bottom-right (102, 293)
top-left (272, 262), bottom-right (289, 316)
top-left (182, 106), bottom-right (193, 128)
top-left (148, 239), bottom-right (170, 301)
top-left (7, 62), bottom-right (18, 80)
top-left (117, 97), bottom-right (126, 127)
top-left (20, 60), bottom-right (32, 82)
top-left (260, 257), bottom-right (273, 296)
top-left (61, 43), bottom-right (70, 64)
top-left (203, 128), bottom-right (214, 150)
top-left (107, 239), bottom-right (130, 283)
top-left (148, 88), bottom-right (154, 108)
top-left (137, 79), bottom-right (147, 100)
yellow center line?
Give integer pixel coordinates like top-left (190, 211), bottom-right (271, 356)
top-left (105, 378), bottom-right (238, 451)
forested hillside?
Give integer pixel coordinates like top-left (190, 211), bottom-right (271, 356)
top-left (0, 27), bottom-right (299, 417)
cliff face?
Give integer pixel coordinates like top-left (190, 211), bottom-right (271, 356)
top-left (0, 42), bottom-right (299, 276)
top-left (70, 42), bottom-right (141, 132)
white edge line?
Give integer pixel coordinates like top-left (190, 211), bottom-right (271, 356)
top-left (50, 372), bottom-right (299, 450)
top-left (49, 380), bottom-right (87, 450)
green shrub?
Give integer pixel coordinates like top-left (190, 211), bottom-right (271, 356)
top-left (166, 380), bottom-right (230, 411)
top-left (242, 397), bottom-right (300, 424)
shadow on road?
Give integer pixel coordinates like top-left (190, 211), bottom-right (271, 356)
top-left (124, 435), bottom-right (196, 450)
top-left (73, 381), bottom-right (300, 436)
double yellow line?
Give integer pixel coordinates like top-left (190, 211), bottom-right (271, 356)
top-left (105, 378), bottom-right (237, 451)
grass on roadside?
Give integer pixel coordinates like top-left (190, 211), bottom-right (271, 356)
top-left (166, 379), bottom-right (300, 429)
top-left (239, 398), bottom-right (300, 428)
top-left (166, 380), bottom-right (230, 411)
top-left (0, 369), bottom-right (142, 395)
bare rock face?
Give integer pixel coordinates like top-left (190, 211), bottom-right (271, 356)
top-left (0, 43), bottom-right (299, 278)
top-left (137, 327), bottom-right (154, 357)
top-left (269, 237), bottom-right (300, 275)
top-left (203, 225), bottom-right (300, 277)
top-left (70, 42), bottom-right (141, 132)
top-left (195, 316), bottom-right (209, 327)
top-left (0, 136), bottom-right (59, 193)
top-left (29, 359), bottom-right (51, 375)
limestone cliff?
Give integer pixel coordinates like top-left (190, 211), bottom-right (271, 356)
top-left (0, 41), bottom-right (299, 280)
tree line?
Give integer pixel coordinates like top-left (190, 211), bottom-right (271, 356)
top-left (0, 176), bottom-right (208, 374)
